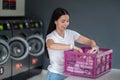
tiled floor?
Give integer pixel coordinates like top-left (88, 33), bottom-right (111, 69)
top-left (27, 70), bottom-right (48, 80)
top-left (65, 69), bottom-right (120, 80)
top-left (27, 69), bottom-right (120, 80)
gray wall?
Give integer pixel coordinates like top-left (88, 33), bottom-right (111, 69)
top-left (26, 0), bottom-right (120, 69)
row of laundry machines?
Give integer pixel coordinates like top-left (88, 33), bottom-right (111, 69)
top-left (0, 19), bottom-right (45, 80)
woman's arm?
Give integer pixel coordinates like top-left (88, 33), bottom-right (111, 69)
top-left (75, 35), bottom-right (97, 47)
top-left (75, 35), bottom-right (99, 53)
top-left (46, 39), bottom-right (70, 50)
top-left (46, 39), bottom-right (83, 52)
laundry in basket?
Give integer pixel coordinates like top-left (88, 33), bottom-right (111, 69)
top-left (64, 47), bottom-right (112, 78)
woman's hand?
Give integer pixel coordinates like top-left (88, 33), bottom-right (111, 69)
top-left (73, 46), bottom-right (83, 53)
top-left (87, 46), bottom-right (99, 54)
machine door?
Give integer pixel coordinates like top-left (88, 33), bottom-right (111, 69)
top-left (27, 35), bottom-right (44, 56)
top-left (0, 39), bottom-right (10, 65)
top-left (8, 37), bottom-right (29, 60)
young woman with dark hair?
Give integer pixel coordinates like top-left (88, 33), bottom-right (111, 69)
top-left (45, 7), bottom-right (99, 80)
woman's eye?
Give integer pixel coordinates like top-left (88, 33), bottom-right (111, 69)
top-left (61, 21), bottom-right (65, 23)
top-left (67, 21), bottom-right (69, 22)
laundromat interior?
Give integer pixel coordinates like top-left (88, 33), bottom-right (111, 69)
top-left (0, 0), bottom-right (120, 80)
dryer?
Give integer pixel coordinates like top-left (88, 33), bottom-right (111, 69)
top-left (8, 20), bottom-right (30, 80)
top-left (0, 21), bottom-right (12, 80)
top-left (26, 19), bottom-right (44, 77)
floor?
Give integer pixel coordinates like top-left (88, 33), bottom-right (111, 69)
top-left (65, 69), bottom-right (120, 80)
top-left (27, 70), bottom-right (47, 80)
top-left (27, 69), bottom-right (120, 80)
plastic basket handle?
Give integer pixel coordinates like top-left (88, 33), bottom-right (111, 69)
top-left (97, 49), bottom-right (113, 57)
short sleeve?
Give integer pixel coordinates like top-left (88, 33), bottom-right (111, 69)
top-left (46, 34), bottom-right (55, 42)
top-left (74, 32), bottom-right (80, 40)
top-left (69, 30), bottom-right (80, 41)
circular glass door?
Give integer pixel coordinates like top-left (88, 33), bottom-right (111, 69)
top-left (0, 39), bottom-right (10, 65)
top-left (27, 35), bottom-right (44, 56)
top-left (9, 37), bottom-right (29, 60)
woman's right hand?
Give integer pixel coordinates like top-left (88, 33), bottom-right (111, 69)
top-left (73, 46), bottom-right (83, 53)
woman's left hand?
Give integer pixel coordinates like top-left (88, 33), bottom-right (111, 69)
top-left (87, 46), bottom-right (99, 54)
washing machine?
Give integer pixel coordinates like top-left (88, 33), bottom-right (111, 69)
top-left (8, 20), bottom-right (30, 80)
top-left (26, 19), bottom-right (44, 77)
top-left (0, 21), bottom-right (12, 80)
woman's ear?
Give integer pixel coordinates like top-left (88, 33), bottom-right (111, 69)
top-left (54, 20), bottom-right (57, 25)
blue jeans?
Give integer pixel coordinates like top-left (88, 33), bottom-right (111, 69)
top-left (46, 71), bottom-right (67, 80)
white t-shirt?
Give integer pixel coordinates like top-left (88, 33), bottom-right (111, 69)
top-left (46, 29), bottom-right (80, 75)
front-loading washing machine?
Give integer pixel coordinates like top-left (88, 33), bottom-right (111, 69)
top-left (26, 19), bottom-right (44, 77)
top-left (0, 21), bottom-right (12, 80)
top-left (8, 20), bottom-right (30, 80)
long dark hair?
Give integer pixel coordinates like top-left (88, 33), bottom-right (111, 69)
top-left (45, 8), bottom-right (70, 58)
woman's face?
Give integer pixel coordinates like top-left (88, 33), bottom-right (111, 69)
top-left (55, 14), bottom-right (69, 32)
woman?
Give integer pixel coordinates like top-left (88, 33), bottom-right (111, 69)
top-left (46, 8), bottom-right (99, 80)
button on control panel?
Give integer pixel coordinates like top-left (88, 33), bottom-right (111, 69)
top-left (0, 66), bottom-right (4, 75)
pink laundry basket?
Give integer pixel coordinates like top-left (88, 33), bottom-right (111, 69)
top-left (64, 47), bottom-right (112, 78)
